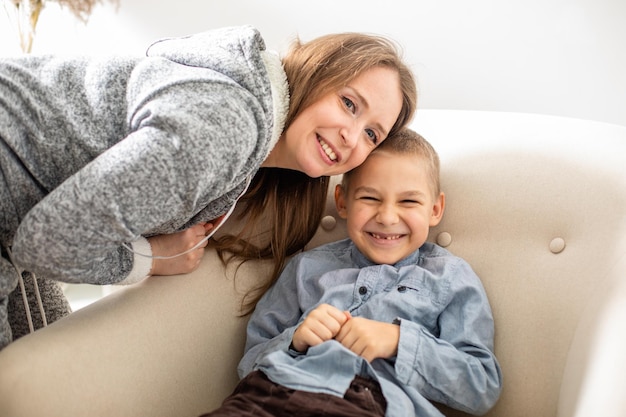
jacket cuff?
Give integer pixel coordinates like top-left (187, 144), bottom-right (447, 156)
top-left (118, 237), bottom-right (152, 285)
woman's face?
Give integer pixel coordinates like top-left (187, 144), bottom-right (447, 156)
top-left (266, 66), bottom-right (403, 177)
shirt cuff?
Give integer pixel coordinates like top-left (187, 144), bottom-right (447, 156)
top-left (117, 237), bottom-right (152, 285)
top-left (394, 318), bottom-right (423, 385)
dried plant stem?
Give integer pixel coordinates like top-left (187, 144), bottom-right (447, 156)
top-left (3, 1), bottom-right (42, 53)
top-left (3, 0), bottom-right (119, 54)
top-left (24, 1), bottom-right (43, 53)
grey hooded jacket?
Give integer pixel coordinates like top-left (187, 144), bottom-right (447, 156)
top-left (0, 25), bottom-right (288, 346)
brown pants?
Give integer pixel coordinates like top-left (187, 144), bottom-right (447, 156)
top-left (200, 370), bottom-right (387, 417)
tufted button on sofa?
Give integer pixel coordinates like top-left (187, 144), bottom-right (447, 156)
top-left (0, 110), bottom-right (624, 417)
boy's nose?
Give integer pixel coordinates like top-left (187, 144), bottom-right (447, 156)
top-left (376, 204), bottom-right (399, 225)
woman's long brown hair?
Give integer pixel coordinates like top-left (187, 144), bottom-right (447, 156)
top-left (212, 169), bottom-right (329, 315)
top-left (212, 31), bottom-right (417, 315)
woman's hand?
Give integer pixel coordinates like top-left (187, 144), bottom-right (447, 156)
top-left (291, 304), bottom-right (351, 353)
top-left (335, 317), bottom-right (400, 362)
top-left (148, 223), bottom-right (214, 276)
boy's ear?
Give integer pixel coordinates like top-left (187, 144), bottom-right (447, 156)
top-left (429, 192), bottom-right (445, 227)
top-left (334, 184), bottom-right (349, 219)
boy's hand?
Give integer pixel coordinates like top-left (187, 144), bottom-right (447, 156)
top-left (148, 223), bottom-right (213, 276)
top-left (292, 304), bottom-right (351, 353)
top-left (335, 317), bottom-right (400, 362)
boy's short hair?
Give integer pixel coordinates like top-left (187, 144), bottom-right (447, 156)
top-left (342, 128), bottom-right (441, 198)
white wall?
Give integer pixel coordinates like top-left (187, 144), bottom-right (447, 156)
top-left (1, 0), bottom-right (625, 127)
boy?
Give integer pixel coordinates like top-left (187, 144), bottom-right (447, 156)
top-left (202, 129), bottom-right (502, 417)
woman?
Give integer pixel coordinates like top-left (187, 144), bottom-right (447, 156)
top-left (0, 25), bottom-right (417, 349)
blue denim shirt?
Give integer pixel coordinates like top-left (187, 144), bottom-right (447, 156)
top-left (238, 239), bottom-right (502, 416)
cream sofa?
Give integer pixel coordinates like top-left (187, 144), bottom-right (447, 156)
top-left (0, 109), bottom-right (625, 417)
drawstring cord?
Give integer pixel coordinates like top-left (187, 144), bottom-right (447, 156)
top-left (6, 247), bottom-right (47, 334)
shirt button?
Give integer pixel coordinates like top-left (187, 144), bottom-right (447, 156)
top-left (358, 286), bottom-right (368, 295)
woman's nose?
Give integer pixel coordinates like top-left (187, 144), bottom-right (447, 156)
top-left (340, 123), bottom-right (359, 149)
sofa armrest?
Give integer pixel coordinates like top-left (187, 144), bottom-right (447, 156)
top-left (0, 250), bottom-right (263, 417)
top-left (558, 255), bottom-right (626, 417)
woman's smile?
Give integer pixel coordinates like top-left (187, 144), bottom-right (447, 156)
top-left (317, 135), bottom-right (338, 163)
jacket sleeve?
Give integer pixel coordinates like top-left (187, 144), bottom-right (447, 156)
top-left (12, 79), bottom-right (262, 284)
top-left (393, 260), bottom-right (503, 415)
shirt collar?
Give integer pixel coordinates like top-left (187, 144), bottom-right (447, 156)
top-left (349, 241), bottom-right (421, 269)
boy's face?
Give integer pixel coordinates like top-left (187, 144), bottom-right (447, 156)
top-left (335, 150), bottom-right (445, 265)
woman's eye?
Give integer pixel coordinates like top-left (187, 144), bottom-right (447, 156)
top-left (365, 128), bottom-right (378, 145)
top-left (342, 96), bottom-right (355, 112)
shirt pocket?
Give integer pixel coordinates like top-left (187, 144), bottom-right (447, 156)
top-left (394, 277), bottom-right (432, 299)
top-left (389, 276), bottom-right (442, 333)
